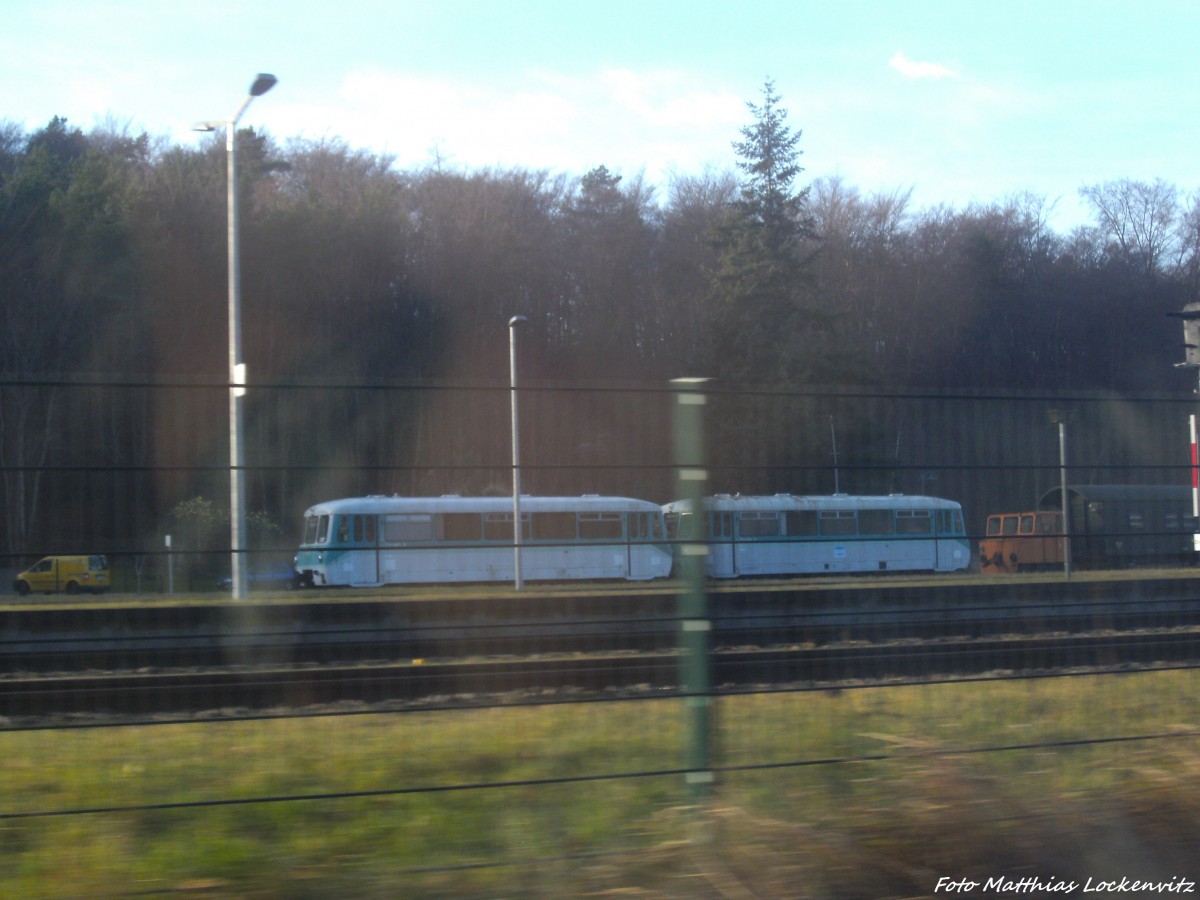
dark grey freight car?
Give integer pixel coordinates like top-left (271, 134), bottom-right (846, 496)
top-left (1038, 484), bottom-right (1196, 567)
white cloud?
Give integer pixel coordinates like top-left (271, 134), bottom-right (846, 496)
top-left (888, 52), bottom-right (959, 80)
top-left (269, 67), bottom-right (744, 183)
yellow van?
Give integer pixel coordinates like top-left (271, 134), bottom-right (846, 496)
top-left (13, 555), bottom-right (110, 595)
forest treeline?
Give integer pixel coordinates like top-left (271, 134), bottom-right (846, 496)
top-left (3, 83), bottom-right (1200, 559)
top-left (6, 96), bottom-right (1200, 389)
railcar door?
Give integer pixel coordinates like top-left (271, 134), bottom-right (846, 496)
top-left (709, 511), bottom-right (735, 576)
top-left (350, 514), bottom-right (379, 584)
top-left (627, 511), bottom-right (669, 579)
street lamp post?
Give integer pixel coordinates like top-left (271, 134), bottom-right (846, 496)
top-left (509, 315), bottom-right (527, 590)
top-left (194, 73), bottom-right (277, 600)
top-left (1048, 409), bottom-right (1071, 580)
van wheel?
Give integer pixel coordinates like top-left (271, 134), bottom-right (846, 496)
top-left (66, 581), bottom-right (80, 594)
top-left (15, 581), bottom-right (29, 596)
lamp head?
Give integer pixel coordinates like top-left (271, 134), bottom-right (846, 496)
top-left (250, 73), bottom-right (278, 96)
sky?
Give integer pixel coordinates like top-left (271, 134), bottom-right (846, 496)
top-left (3, 0), bottom-right (1200, 233)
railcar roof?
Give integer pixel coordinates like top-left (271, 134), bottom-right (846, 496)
top-left (304, 495), bottom-right (663, 516)
top-left (1037, 484), bottom-right (1191, 509)
top-left (663, 494), bottom-right (960, 512)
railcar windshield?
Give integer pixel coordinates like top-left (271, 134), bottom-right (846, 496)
top-left (302, 514), bottom-right (329, 545)
top-left (664, 512), bottom-right (691, 539)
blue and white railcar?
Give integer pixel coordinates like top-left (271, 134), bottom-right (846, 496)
top-left (295, 494), bottom-right (672, 586)
top-left (662, 493), bottom-right (970, 578)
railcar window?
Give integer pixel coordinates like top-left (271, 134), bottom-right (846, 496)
top-left (710, 512), bottom-right (733, 539)
top-left (1001, 516), bottom-right (1018, 536)
top-left (337, 517), bottom-right (350, 542)
top-left (303, 516), bottom-right (320, 545)
top-left (631, 513), bottom-right (645, 539)
top-left (353, 515), bottom-right (377, 543)
top-left (440, 513), bottom-right (483, 542)
top-left (316, 514), bottom-right (330, 544)
top-left (986, 517), bottom-right (1001, 536)
top-left (579, 512), bottom-right (623, 540)
top-left (384, 514), bottom-right (434, 543)
top-left (939, 509), bottom-right (966, 535)
top-left (785, 510), bottom-right (818, 536)
top-left (1019, 514), bottom-right (1034, 535)
top-left (483, 513), bottom-right (514, 541)
top-left (896, 510), bottom-right (933, 535)
top-left (739, 512), bottom-right (781, 538)
top-left (532, 512), bottom-right (577, 540)
top-left (664, 513), bottom-right (679, 538)
top-left (859, 509), bottom-right (895, 535)
top-left (667, 513), bottom-right (693, 539)
top-left (819, 511), bottom-right (857, 536)
top-left (631, 512), bottom-right (663, 540)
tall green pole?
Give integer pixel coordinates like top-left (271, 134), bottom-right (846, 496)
top-left (672, 378), bottom-right (711, 801)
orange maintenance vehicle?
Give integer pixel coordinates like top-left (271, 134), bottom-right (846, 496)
top-left (979, 510), bottom-right (1064, 573)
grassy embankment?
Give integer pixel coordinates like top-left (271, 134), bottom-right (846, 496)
top-left (2, 670), bottom-right (1199, 897)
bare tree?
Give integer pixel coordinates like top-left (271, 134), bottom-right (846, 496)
top-left (1079, 178), bottom-right (1179, 278)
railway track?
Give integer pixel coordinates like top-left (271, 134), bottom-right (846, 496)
top-left (5, 588), bottom-right (1200, 674)
top-left (4, 629), bottom-right (1197, 718)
